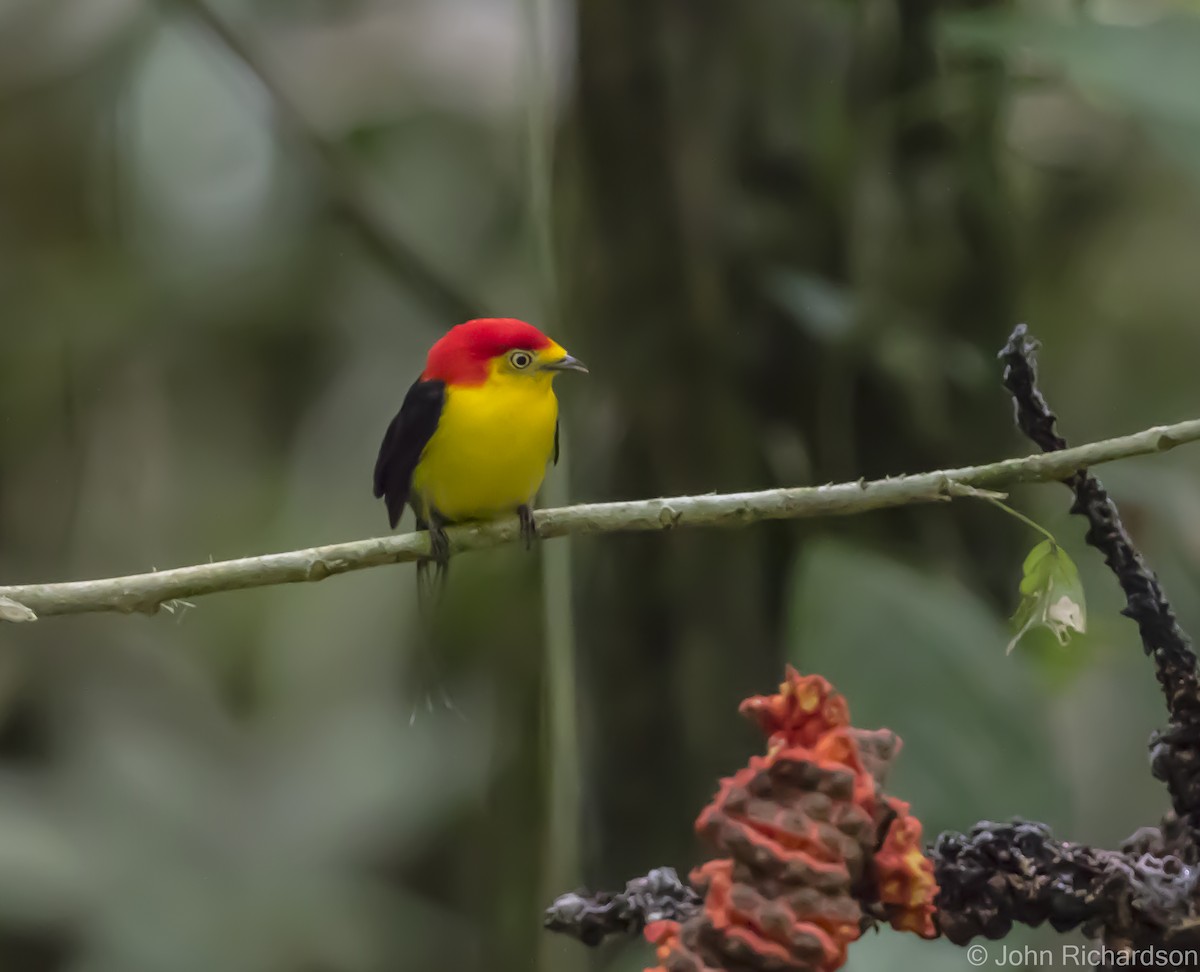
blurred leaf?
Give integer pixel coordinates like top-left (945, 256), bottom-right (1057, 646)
top-left (0, 649), bottom-right (491, 972)
top-left (1020, 624), bottom-right (1099, 692)
top-left (252, 700), bottom-right (492, 860)
top-left (1008, 540), bottom-right (1087, 654)
top-left (943, 11), bottom-right (1200, 176)
top-left (0, 596), bottom-right (35, 622)
top-left (764, 270), bottom-right (856, 342)
top-left (0, 785), bottom-right (86, 923)
top-left (787, 539), bottom-right (1071, 835)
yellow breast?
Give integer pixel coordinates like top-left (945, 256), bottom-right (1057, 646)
top-left (411, 376), bottom-right (559, 522)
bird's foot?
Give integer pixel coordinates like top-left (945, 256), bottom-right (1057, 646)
top-left (518, 504), bottom-right (538, 550)
top-left (428, 520), bottom-right (451, 566)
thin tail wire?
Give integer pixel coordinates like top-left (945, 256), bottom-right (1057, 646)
top-left (410, 527), bottom-right (460, 723)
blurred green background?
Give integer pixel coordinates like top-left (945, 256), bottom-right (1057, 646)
top-left (3, 0), bottom-right (1200, 970)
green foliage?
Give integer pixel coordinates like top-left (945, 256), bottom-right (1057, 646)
top-left (1008, 539), bottom-right (1087, 655)
top-left (0, 657), bottom-right (494, 969)
top-left (0, 657), bottom-right (489, 972)
top-left (943, 8), bottom-right (1200, 177)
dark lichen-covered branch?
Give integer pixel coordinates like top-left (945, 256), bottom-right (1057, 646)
top-left (931, 820), bottom-right (1199, 947)
top-left (999, 324), bottom-right (1200, 833)
top-left (544, 821), bottom-right (1200, 950)
top-left (543, 868), bottom-right (701, 946)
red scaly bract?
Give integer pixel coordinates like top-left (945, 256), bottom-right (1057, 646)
top-left (645, 667), bottom-right (937, 972)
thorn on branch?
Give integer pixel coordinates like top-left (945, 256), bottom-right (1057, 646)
top-left (998, 324), bottom-right (1200, 836)
top-left (0, 596), bottom-right (36, 623)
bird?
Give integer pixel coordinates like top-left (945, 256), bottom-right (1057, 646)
top-left (373, 318), bottom-right (588, 599)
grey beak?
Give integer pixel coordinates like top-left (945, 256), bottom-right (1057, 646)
top-left (543, 354), bottom-right (589, 374)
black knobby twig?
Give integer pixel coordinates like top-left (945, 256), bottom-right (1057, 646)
top-left (999, 324), bottom-right (1200, 834)
top-left (543, 867), bottom-right (702, 946)
top-left (931, 820), bottom-right (1198, 947)
top-left (543, 824), bottom-right (1200, 951)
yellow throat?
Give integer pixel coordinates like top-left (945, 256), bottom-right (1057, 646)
top-left (410, 348), bottom-right (564, 521)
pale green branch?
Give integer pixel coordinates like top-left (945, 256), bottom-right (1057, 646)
top-left (3, 418), bottom-right (1199, 621)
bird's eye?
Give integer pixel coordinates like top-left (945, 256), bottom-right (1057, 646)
top-left (509, 350), bottom-right (533, 370)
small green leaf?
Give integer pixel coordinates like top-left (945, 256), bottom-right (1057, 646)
top-left (1008, 540), bottom-right (1086, 654)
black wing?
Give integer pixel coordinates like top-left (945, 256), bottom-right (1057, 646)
top-left (373, 378), bottom-right (446, 528)
top-left (553, 419), bottom-right (559, 466)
